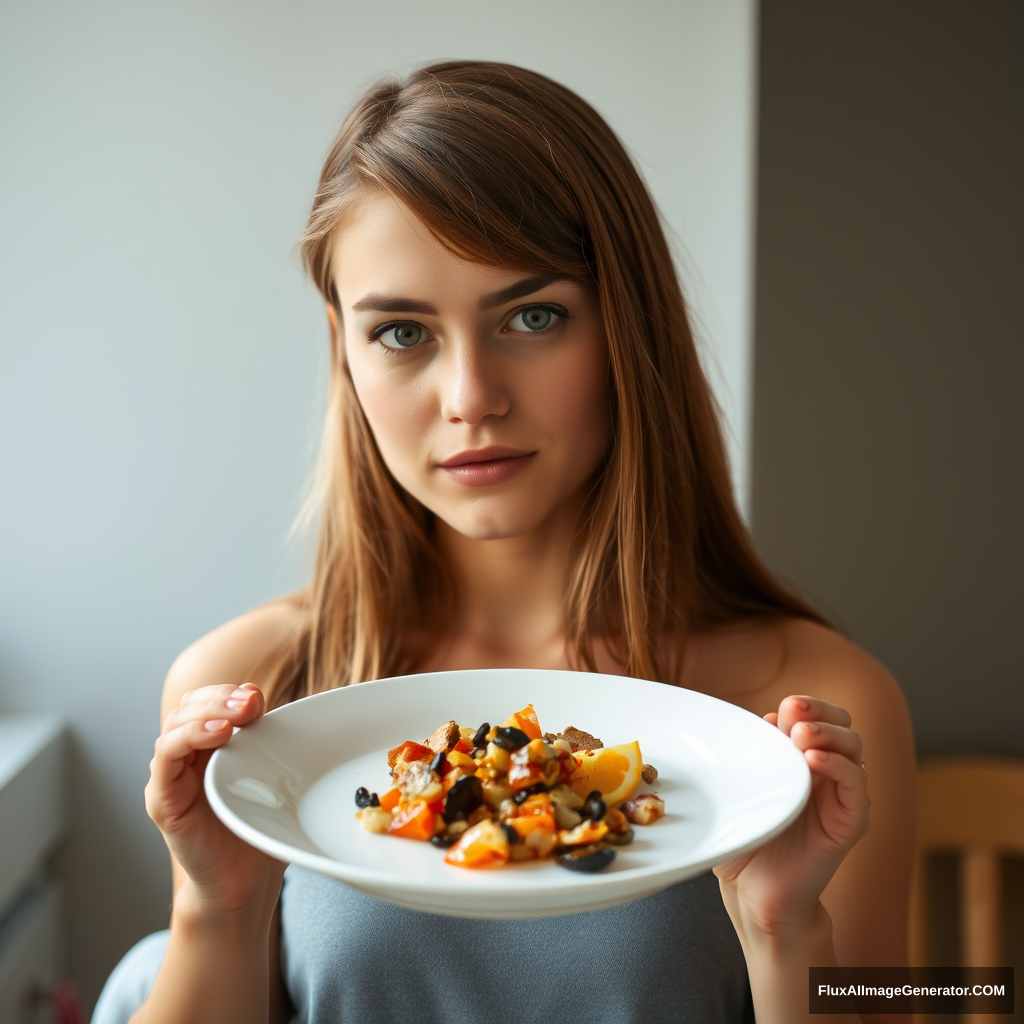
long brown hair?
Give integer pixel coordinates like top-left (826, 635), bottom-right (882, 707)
top-left (267, 60), bottom-right (822, 708)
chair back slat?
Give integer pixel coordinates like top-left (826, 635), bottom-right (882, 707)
top-left (911, 758), bottom-right (1024, 1024)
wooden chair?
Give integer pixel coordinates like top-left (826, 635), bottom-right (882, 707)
top-left (910, 758), bottom-right (1024, 1024)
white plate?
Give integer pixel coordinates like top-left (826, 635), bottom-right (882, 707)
top-left (205, 668), bottom-right (810, 918)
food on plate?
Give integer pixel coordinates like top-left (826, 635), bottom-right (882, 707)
top-left (548, 726), bottom-right (603, 751)
top-left (566, 741), bottom-right (643, 806)
top-left (622, 792), bottom-right (666, 826)
top-left (353, 703), bottom-right (664, 872)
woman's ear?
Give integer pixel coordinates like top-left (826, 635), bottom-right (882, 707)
top-left (325, 302), bottom-right (346, 367)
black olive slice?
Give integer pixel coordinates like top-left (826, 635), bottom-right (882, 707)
top-left (492, 726), bottom-right (530, 751)
top-left (556, 844), bottom-right (617, 872)
top-left (442, 775), bottom-right (484, 823)
top-left (430, 833), bottom-right (459, 848)
top-left (512, 783), bottom-right (547, 804)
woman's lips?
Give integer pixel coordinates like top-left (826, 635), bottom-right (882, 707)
top-left (438, 447), bottom-right (537, 487)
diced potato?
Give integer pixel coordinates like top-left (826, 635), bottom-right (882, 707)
top-left (622, 792), bottom-right (665, 826)
top-left (467, 804), bottom-right (496, 826)
top-left (355, 806), bottom-right (394, 833)
top-left (447, 751), bottom-right (477, 772)
top-left (557, 819), bottom-right (609, 846)
top-left (548, 786), bottom-right (583, 829)
top-left (524, 829), bottom-right (558, 858)
top-left (394, 761), bottom-right (442, 803)
top-left (550, 783), bottom-right (584, 810)
top-left (481, 778), bottom-right (514, 808)
top-left (484, 742), bottom-right (511, 772)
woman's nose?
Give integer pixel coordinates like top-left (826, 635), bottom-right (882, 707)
top-left (438, 338), bottom-right (510, 425)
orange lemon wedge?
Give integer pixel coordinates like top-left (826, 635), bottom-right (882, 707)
top-left (568, 741), bottom-right (643, 806)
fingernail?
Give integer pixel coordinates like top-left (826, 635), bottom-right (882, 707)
top-left (230, 687), bottom-right (251, 699)
top-left (795, 697), bottom-right (810, 711)
top-left (802, 721), bottom-right (820, 734)
top-left (205, 719), bottom-right (230, 731)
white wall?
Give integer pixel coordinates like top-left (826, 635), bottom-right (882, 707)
top-left (0, 0), bottom-right (756, 1006)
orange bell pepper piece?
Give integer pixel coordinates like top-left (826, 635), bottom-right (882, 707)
top-left (387, 740), bottom-right (433, 768)
top-left (517, 793), bottom-right (554, 817)
top-left (378, 787), bottom-right (401, 812)
top-left (444, 820), bottom-right (510, 869)
top-left (507, 760), bottom-right (546, 791)
top-left (387, 800), bottom-right (437, 841)
top-left (500, 704), bottom-right (542, 741)
top-left (508, 812), bottom-right (555, 840)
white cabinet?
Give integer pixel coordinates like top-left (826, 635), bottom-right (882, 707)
top-left (0, 717), bottom-right (67, 1024)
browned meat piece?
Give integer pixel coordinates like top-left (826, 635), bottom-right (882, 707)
top-left (424, 720), bottom-right (461, 753)
top-left (557, 726), bottom-right (603, 752)
top-left (622, 792), bottom-right (665, 826)
top-left (641, 763), bottom-right (659, 784)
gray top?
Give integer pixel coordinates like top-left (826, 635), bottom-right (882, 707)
top-left (280, 865), bottom-right (754, 1024)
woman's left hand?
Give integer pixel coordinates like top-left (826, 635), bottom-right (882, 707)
top-left (713, 694), bottom-right (871, 940)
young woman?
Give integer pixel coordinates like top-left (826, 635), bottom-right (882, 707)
top-left (117, 61), bottom-right (916, 1024)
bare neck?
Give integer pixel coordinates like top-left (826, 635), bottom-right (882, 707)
top-left (433, 497), bottom-right (586, 667)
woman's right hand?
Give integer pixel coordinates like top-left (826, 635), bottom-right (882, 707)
top-left (145, 683), bottom-right (283, 912)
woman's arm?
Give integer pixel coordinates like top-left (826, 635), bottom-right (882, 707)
top-left (130, 604), bottom-right (300, 1024)
top-left (716, 622), bottom-right (917, 1024)
top-left (137, 870), bottom-right (283, 1024)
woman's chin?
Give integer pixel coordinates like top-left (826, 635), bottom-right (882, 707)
top-left (433, 503), bottom-right (556, 543)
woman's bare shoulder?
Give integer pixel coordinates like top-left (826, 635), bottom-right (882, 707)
top-left (765, 619), bottom-right (917, 779)
top-left (692, 615), bottom-right (912, 743)
top-left (774, 619), bottom-right (908, 722)
top-left (162, 597), bottom-right (306, 716)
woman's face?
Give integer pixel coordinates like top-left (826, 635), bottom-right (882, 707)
top-left (330, 192), bottom-right (612, 541)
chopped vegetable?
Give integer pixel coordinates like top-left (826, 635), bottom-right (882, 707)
top-left (355, 703), bottom-right (665, 873)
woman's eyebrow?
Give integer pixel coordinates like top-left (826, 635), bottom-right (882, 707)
top-left (350, 275), bottom-right (569, 315)
top-left (479, 275), bottom-right (565, 310)
top-left (351, 294), bottom-right (438, 314)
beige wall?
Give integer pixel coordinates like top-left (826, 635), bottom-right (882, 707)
top-left (752, 3), bottom-right (1023, 755)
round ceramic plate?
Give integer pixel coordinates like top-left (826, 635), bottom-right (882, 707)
top-left (205, 668), bottom-right (810, 918)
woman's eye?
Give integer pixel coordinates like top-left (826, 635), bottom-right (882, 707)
top-left (375, 322), bottom-right (427, 349)
top-left (507, 305), bottom-right (565, 333)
